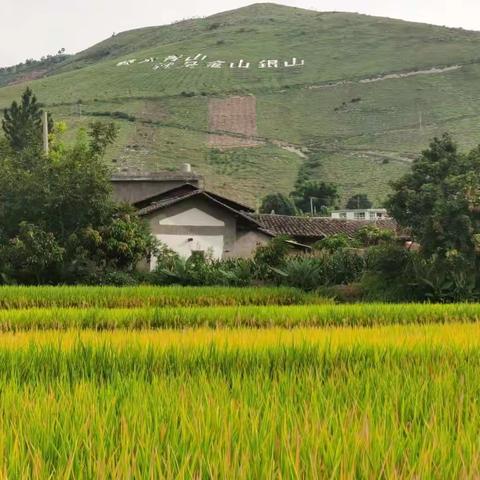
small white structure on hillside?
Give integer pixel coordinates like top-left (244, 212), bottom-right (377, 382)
top-left (331, 208), bottom-right (389, 221)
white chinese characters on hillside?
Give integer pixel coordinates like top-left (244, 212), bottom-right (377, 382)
top-left (116, 54), bottom-right (305, 71)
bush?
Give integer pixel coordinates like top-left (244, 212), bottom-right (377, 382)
top-left (329, 249), bottom-right (365, 285)
top-left (362, 243), bottom-right (418, 301)
top-left (274, 249), bottom-right (364, 291)
top-left (152, 253), bottom-right (254, 287)
top-left (253, 236), bottom-right (291, 280)
top-left (278, 257), bottom-right (323, 291)
top-left (355, 225), bottom-right (394, 247)
top-left (314, 234), bottom-right (357, 253)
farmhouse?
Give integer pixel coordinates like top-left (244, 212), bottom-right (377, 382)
top-left (136, 184), bottom-right (275, 269)
top-left (130, 175), bottom-right (399, 268)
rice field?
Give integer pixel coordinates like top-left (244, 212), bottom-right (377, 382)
top-left (0, 302), bottom-right (478, 331)
top-left (0, 285), bottom-right (318, 309)
top-left (0, 286), bottom-right (479, 478)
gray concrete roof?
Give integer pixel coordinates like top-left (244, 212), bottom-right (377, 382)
top-left (111, 172), bottom-right (201, 182)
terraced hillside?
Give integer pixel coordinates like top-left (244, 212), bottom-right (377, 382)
top-left (2, 3), bottom-right (480, 206)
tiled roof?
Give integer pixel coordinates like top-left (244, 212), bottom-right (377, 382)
top-left (137, 186), bottom-right (258, 224)
top-left (251, 214), bottom-right (398, 239)
top-left (137, 189), bottom-right (201, 216)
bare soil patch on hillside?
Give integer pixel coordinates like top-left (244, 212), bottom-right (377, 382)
top-left (8, 69), bottom-right (48, 86)
top-left (208, 96), bottom-right (263, 148)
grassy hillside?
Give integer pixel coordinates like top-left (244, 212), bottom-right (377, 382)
top-left (2, 3), bottom-right (480, 206)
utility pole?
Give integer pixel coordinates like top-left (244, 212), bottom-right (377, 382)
top-left (42, 111), bottom-right (49, 156)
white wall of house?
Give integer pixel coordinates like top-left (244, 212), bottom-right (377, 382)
top-left (331, 209), bottom-right (389, 220)
top-left (152, 207), bottom-right (225, 269)
top-left (143, 196), bottom-right (272, 270)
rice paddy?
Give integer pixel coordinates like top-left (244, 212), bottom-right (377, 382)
top-left (0, 285), bottom-right (318, 309)
top-left (0, 286), bottom-right (479, 478)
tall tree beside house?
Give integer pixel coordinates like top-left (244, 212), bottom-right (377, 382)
top-left (346, 193), bottom-right (372, 209)
top-left (2, 87), bottom-right (53, 153)
top-left (291, 181), bottom-right (338, 215)
top-left (259, 193), bottom-right (298, 215)
top-left (0, 90), bottom-right (156, 284)
top-left (385, 133), bottom-right (480, 299)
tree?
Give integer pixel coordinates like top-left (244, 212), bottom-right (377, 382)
top-left (385, 133), bottom-right (480, 299)
top-left (259, 193), bottom-right (297, 215)
top-left (0, 223), bottom-right (65, 284)
top-left (346, 193), bottom-right (372, 209)
top-left (291, 181), bottom-right (338, 214)
top-left (2, 87), bottom-right (53, 153)
top-left (386, 134), bottom-right (480, 258)
top-left (0, 90), bottom-right (156, 284)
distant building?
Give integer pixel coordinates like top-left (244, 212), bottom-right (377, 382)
top-left (331, 208), bottom-right (389, 221)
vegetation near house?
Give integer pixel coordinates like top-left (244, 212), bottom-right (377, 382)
top-left (260, 179), bottom-right (339, 216)
top-left (0, 89), bottom-right (155, 285)
top-left (346, 193), bottom-right (372, 209)
top-left (259, 193), bottom-right (297, 215)
top-left (383, 134), bottom-right (480, 300)
top-left (291, 180), bottom-right (338, 214)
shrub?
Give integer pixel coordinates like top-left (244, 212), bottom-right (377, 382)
top-left (362, 243), bottom-right (418, 301)
top-left (329, 249), bottom-right (365, 285)
top-left (253, 236), bottom-right (291, 280)
top-left (355, 225), bottom-right (394, 247)
top-left (314, 234), bottom-right (357, 253)
top-left (277, 257), bottom-right (323, 291)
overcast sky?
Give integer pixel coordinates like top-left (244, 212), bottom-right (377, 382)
top-left (2, 0), bottom-right (479, 67)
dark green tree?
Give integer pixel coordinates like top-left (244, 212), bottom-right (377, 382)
top-left (0, 92), bottom-right (156, 284)
top-left (0, 222), bottom-right (65, 284)
top-left (291, 181), bottom-right (338, 214)
top-left (386, 134), bottom-right (480, 257)
top-left (346, 193), bottom-right (372, 209)
top-left (384, 133), bottom-right (480, 300)
top-left (2, 87), bottom-right (53, 153)
top-left (259, 193), bottom-right (298, 215)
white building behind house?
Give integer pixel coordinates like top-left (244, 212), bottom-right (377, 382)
top-left (331, 208), bottom-right (390, 221)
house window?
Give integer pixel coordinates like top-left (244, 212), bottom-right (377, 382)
top-left (369, 212), bottom-right (377, 220)
top-left (339, 212), bottom-right (347, 219)
top-left (354, 212), bottom-right (366, 220)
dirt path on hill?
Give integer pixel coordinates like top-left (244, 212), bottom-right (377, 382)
top-left (309, 64), bottom-right (463, 90)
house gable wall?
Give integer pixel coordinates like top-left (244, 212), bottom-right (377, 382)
top-left (143, 196), bottom-right (271, 267)
top-left (145, 197), bottom-right (237, 266)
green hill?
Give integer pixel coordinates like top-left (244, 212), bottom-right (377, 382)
top-left (2, 3), bottom-right (480, 207)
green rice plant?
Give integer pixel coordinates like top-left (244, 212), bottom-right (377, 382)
top-left (0, 340), bottom-right (477, 478)
top-left (0, 286), bottom-right (320, 309)
top-left (1, 302), bottom-right (480, 331)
